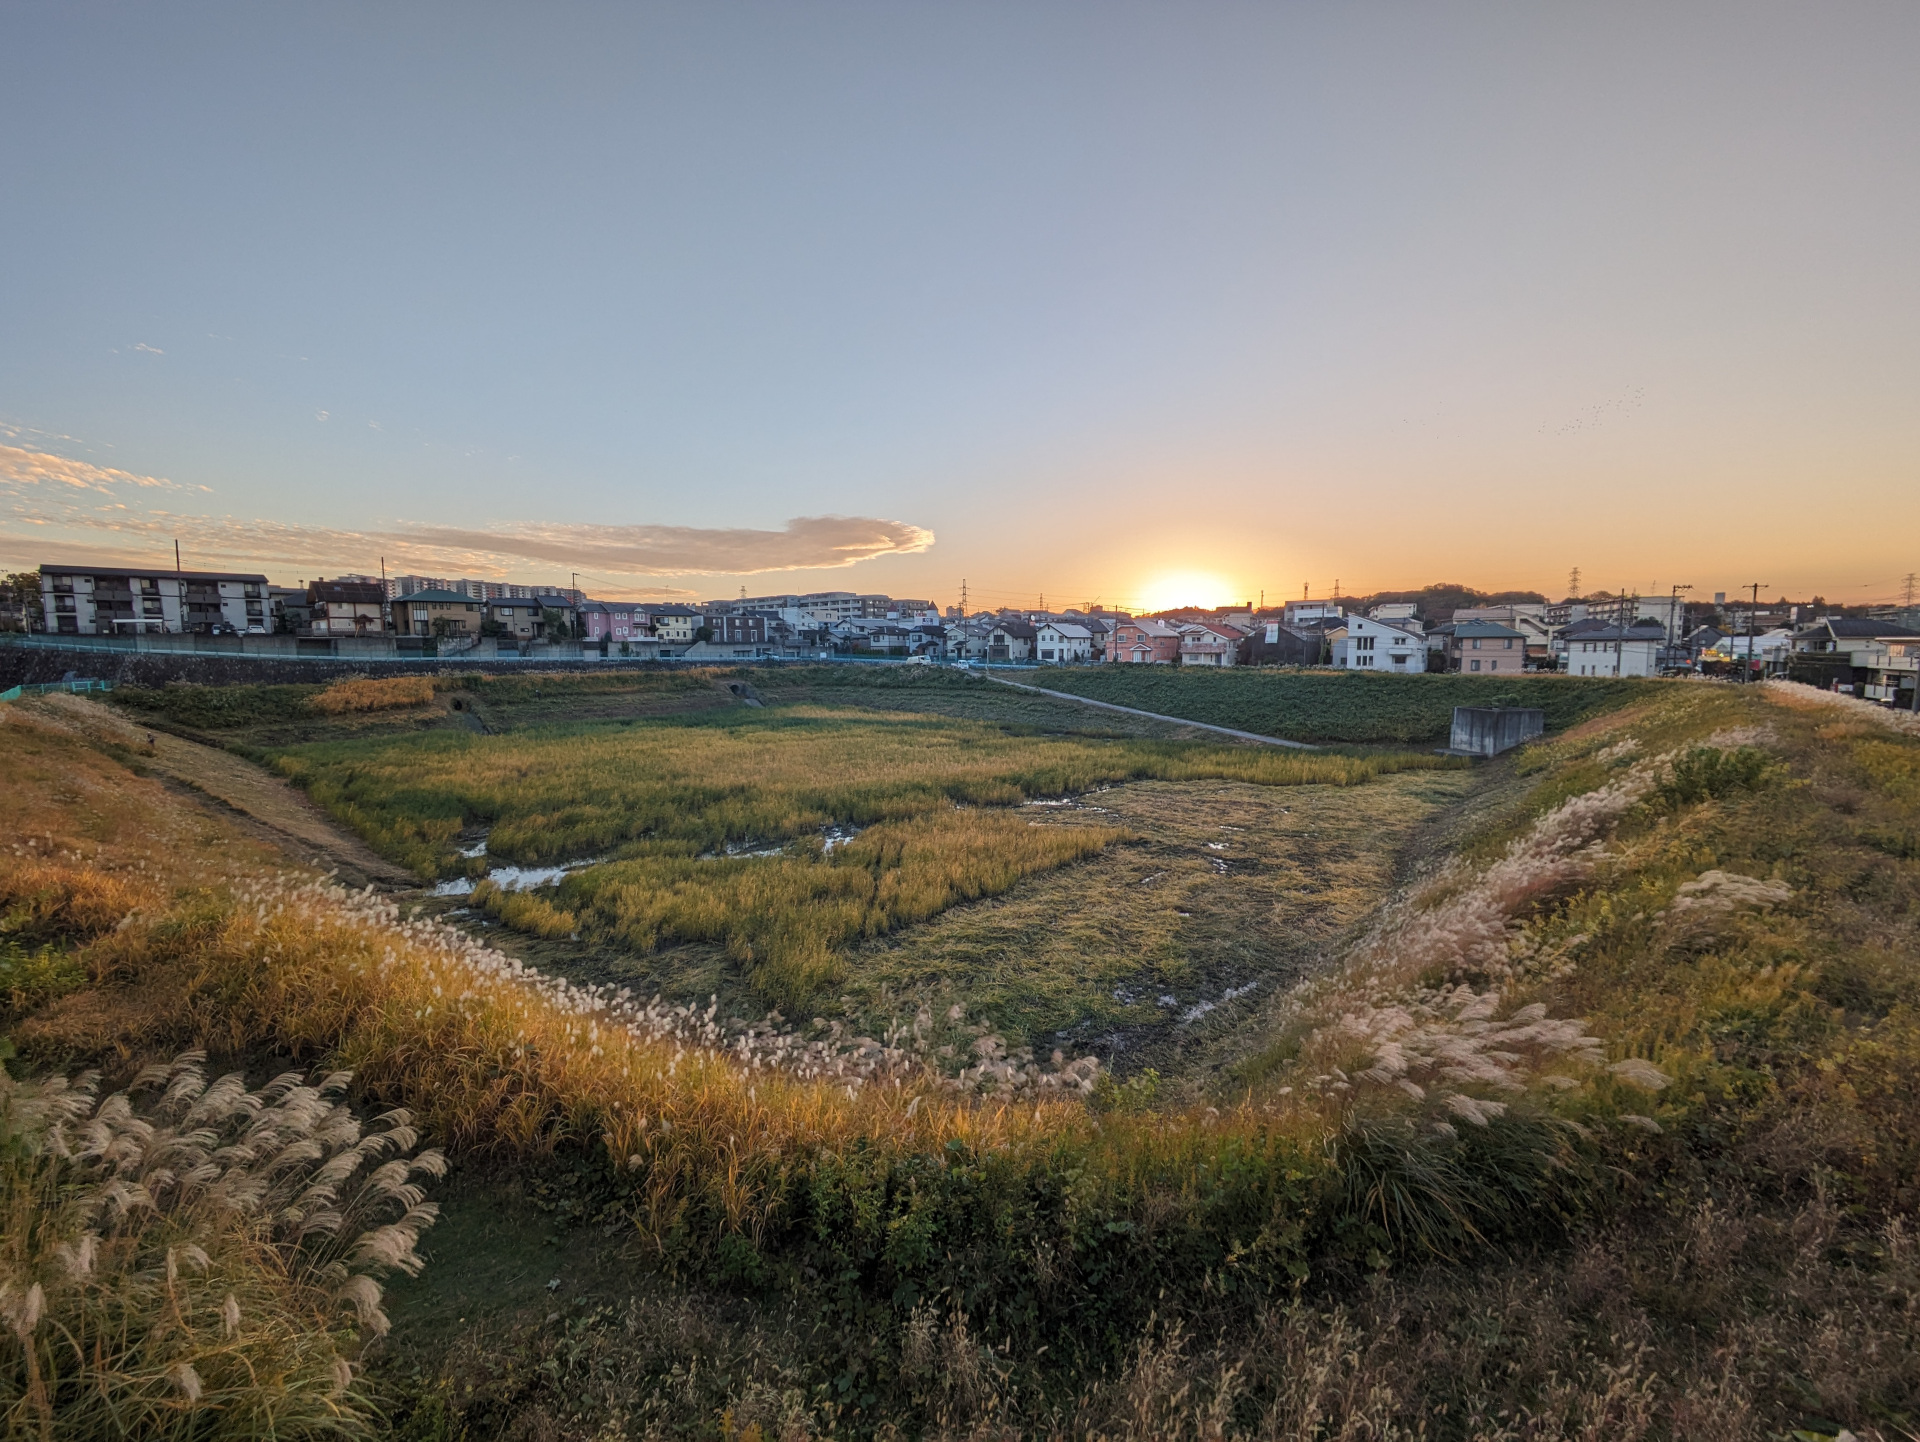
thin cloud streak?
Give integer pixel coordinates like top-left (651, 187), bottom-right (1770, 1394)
top-left (0, 444), bottom-right (934, 585)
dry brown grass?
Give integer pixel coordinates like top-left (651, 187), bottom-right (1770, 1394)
top-left (309, 675), bottom-right (439, 715)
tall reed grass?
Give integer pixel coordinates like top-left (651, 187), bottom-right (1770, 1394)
top-left (0, 1054), bottom-right (440, 1440)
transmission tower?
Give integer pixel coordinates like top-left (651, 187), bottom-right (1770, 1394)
top-left (1568, 566), bottom-right (1582, 599)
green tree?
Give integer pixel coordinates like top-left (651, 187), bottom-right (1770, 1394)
top-left (1, 571), bottom-right (41, 631)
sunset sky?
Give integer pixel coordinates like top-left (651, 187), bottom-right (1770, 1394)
top-left (3, 3), bottom-right (1917, 610)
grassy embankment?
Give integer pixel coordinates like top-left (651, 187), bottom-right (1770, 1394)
top-left (1027, 666), bottom-right (1650, 742)
top-left (8, 682), bottom-right (1919, 1435)
top-left (269, 706), bottom-right (1457, 1004)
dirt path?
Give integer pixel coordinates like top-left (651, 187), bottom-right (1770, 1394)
top-left (16, 694), bottom-right (419, 889)
top-left (984, 674), bottom-right (1317, 748)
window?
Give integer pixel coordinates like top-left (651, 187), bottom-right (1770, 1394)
top-left (1505, 639), bottom-right (1513, 648)
top-left (1470, 659), bottom-right (1481, 672)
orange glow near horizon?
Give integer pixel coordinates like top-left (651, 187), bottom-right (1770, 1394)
top-left (1135, 570), bottom-right (1240, 614)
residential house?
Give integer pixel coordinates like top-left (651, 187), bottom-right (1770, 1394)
top-left (1445, 620), bottom-right (1527, 675)
top-left (1104, 618), bottom-right (1181, 664)
top-left (650, 608), bottom-right (702, 645)
top-left (577, 601), bottom-right (648, 644)
top-left (1035, 621), bottom-right (1094, 663)
top-left (1549, 616), bottom-right (1613, 667)
top-left (1177, 621), bottom-right (1243, 667)
top-left (987, 619), bottom-right (1037, 663)
top-left (1455, 605), bottom-right (1552, 665)
top-left (1284, 599), bottom-right (1345, 625)
top-left (487, 598), bottom-right (547, 642)
top-left (1790, 618), bottom-right (1920, 691)
top-left (39, 565), bottom-right (271, 636)
top-left (1331, 615), bottom-right (1427, 672)
top-left (1367, 603), bottom-right (1421, 625)
top-left (1862, 636), bottom-right (1920, 707)
top-left (306, 579), bottom-right (387, 636)
top-left (392, 588), bottom-right (483, 639)
top-left (1564, 624), bottom-right (1665, 678)
top-left (712, 613), bottom-right (772, 645)
top-left (1240, 619), bottom-right (1326, 667)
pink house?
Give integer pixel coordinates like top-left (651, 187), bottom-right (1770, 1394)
top-left (578, 601), bottom-right (649, 642)
top-left (1105, 618), bottom-right (1181, 663)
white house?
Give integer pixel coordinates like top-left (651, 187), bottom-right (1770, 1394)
top-left (1284, 599), bottom-right (1344, 625)
top-left (1367, 603), bottom-right (1421, 626)
top-left (1332, 616), bottom-right (1427, 673)
top-left (1566, 625), bottom-right (1663, 677)
top-left (1035, 621), bottom-right (1094, 663)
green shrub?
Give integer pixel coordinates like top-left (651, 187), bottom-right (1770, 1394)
top-left (112, 682), bottom-right (323, 730)
top-left (1657, 745), bottom-right (1772, 805)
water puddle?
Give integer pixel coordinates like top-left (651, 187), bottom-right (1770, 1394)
top-left (433, 859), bottom-right (599, 897)
top-left (699, 823), bottom-right (864, 862)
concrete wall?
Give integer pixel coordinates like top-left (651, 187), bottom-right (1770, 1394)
top-left (1449, 706), bottom-right (1546, 757)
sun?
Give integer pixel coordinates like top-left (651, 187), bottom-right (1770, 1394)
top-left (1137, 570), bottom-right (1236, 614)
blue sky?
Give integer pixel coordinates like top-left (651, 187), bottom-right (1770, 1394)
top-left (3, 2), bottom-right (1917, 609)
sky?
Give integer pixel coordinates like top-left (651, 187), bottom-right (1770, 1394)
top-left (3, 2), bottom-right (1918, 613)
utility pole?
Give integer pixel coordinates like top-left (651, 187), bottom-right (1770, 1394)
top-left (1668, 583), bottom-right (1693, 669)
top-left (380, 556), bottom-right (390, 632)
top-left (1615, 586), bottom-right (1626, 678)
top-left (173, 539), bottom-right (183, 635)
top-left (1746, 582), bottom-right (1767, 683)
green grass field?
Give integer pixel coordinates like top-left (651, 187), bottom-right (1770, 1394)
top-left (270, 704), bottom-right (1460, 1003)
top-left (1026, 665), bottom-right (1652, 742)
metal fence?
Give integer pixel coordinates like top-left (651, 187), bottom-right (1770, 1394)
top-left (0, 678), bottom-right (115, 702)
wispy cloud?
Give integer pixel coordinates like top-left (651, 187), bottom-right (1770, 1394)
top-left (0, 444), bottom-right (208, 495)
top-left (397, 517), bottom-right (934, 574)
top-left (0, 445), bottom-right (934, 588)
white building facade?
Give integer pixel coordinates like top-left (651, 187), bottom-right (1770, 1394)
top-left (40, 565), bottom-right (272, 636)
top-left (1332, 616), bottom-right (1428, 672)
top-left (1567, 627), bottom-right (1663, 677)
top-left (1035, 622), bottom-right (1094, 663)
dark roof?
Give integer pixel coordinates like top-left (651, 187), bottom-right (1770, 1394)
top-left (42, 564), bottom-right (269, 583)
top-left (1811, 618), bottom-right (1920, 639)
top-left (1451, 620), bottom-right (1527, 639)
top-left (1570, 625), bottom-right (1668, 643)
top-left (394, 588), bottom-right (475, 604)
top-left (309, 581), bottom-right (385, 604)
top-left (993, 620), bottom-right (1038, 639)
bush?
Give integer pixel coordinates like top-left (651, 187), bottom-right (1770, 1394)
top-left (1657, 745), bottom-right (1772, 805)
top-left (112, 683), bottom-right (322, 730)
